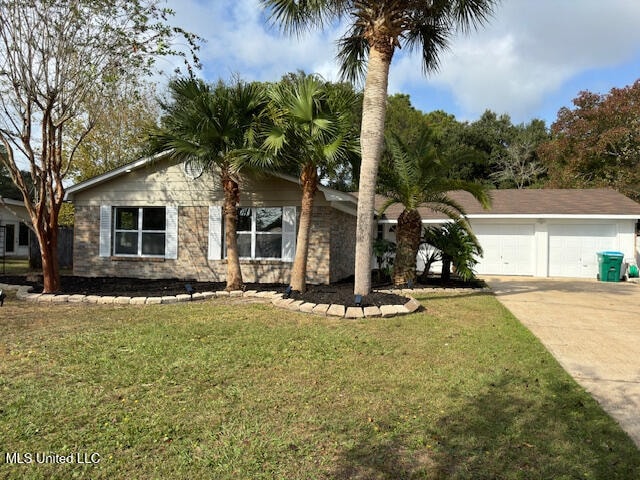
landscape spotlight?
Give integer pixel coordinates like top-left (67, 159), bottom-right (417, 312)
top-left (185, 283), bottom-right (195, 300)
top-left (284, 285), bottom-right (293, 299)
top-left (354, 294), bottom-right (363, 307)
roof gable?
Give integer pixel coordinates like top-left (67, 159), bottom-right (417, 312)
top-left (64, 153), bottom-right (357, 208)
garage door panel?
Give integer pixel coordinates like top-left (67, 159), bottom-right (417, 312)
top-left (474, 224), bottom-right (535, 276)
top-left (548, 224), bottom-right (617, 278)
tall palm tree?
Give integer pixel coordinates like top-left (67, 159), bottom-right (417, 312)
top-left (148, 78), bottom-right (267, 291)
top-left (378, 132), bottom-right (490, 286)
top-left (255, 73), bottom-right (359, 292)
top-left (260, 0), bottom-right (499, 296)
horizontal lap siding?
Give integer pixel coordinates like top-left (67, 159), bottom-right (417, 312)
top-left (72, 159), bottom-right (333, 208)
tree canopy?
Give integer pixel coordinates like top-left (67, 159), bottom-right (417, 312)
top-left (384, 97), bottom-right (550, 189)
top-left (0, 0), bottom-right (200, 292)
top-left (67, 81), bottom-right (161, 183)
top-left (539, 80), bottom-right (640, 201)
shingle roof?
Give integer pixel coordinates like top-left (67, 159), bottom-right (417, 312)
top-left (375, 189), bottom-right (640, 221)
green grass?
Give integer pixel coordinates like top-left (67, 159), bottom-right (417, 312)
top-left (0, 258), bottom-right (31, 275)
top-left (1, 291), bottom-right (639, 479)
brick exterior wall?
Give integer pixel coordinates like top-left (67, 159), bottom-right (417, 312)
top-left (73, 205), bottom-right (356, 284)
top-left (329, 209), bottom-right (357, 282)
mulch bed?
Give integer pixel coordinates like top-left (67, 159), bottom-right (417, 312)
top-left (0, 274), bottom-right (484, 308)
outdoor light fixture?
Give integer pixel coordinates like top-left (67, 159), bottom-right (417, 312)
top-left (0, 290), bottom-right (5, 307)
top-left (284, 285), bottom-right (293, 299)
top-left (185, 283), bottom-right (195, 300)
top-left (407, 279), bottom-right (413, 289)
top-left (354, 294), bottom-right (363, 307)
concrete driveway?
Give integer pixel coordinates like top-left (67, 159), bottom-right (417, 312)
top-left (484, 276), bottom-right (640, 448)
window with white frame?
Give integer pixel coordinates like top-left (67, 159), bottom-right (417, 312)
top-left (113, 207), bottom-right (166, 256)
top-left (235, 207), bottom-right (283, 259)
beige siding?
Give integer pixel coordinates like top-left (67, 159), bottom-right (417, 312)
top-left (72, 158), bottom-right (333, 208)
top-left (0, 202), bottom-right (31, 225)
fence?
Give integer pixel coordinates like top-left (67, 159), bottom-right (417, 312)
top-left (29, 227), bottom-right (73, 269)
top-left (0, 226), bottom-right (4, 273)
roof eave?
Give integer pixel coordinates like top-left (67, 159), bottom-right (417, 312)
top-left (271, 172), bottom-right (358, 206)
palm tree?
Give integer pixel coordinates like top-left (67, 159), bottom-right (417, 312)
top-left (254, 73), bottom-right (359, 292)
top-left (422, 220), bottom-right (483, 282)
top-left (260, 0), bottom-right (499, 296)
top-left (148, 78), bottom-right (267, 291)
top-left (378, 132), bottom-right (490, 286)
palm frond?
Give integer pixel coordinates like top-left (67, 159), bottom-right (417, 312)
top-left (337, 27), bottom-right (368, 84)
top-left (260, 0), bottom-right (345, 36)
top-left (404, 15), bottom-right (451, 74)
top-left (452, 0), bottom-right (499, 34)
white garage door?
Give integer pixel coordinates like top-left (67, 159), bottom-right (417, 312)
top-left (548, 224), bottom-right (617, 278)
top-left (474, 224), bottom-right (535, 275)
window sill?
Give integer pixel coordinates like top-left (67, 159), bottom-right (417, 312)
top-left (218, 259), bottom-right (290, 265)
top-left (110, 256), bottom-right (166, 263)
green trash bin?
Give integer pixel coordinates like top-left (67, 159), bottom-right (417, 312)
top-left (596, 251), bottom-right (624, 282)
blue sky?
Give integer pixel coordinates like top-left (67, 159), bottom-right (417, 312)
top-left (167, 0), bottom-right (640, 126)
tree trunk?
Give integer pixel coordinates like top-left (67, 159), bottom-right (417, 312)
top-left (222, 170), bottom-right (243, 291)
top-left (392, 208), bottom-right (422, 286)
top-left (290, 164), bottom-right (318, 293)
top-left (441, 255), bottom-right (452, 283)
top-left (354, 46), bottom-right (392, 296)
top-left (36, 222), bottom-right (60, 293)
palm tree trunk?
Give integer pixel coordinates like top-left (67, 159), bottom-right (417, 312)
top-left (290, 163), bottom-right (318, 293)
top-left (354, 46), bottom-right (392, 296)
top-left (221, 170), bottom-right (243, 291)
top-left (393, 208), bottom-right (422, 286)
top-left (441, 255), bottom-right (452, 283)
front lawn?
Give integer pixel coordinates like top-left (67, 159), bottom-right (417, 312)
top-left (1, 291), bottom-right (638, 479)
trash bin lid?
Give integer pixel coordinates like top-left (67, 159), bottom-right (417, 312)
top-left (599, 251), bottom-right (624, 257)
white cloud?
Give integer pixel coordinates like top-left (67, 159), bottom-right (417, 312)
top-left (171, 0), bottom-right (343, 83)
top-left (405, 0), bottom-right (640, 120)
top-left (167, 0), bottom-right (640, 122)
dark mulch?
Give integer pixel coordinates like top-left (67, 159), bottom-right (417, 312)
top-left (0, 273), bottom-right (483, 308)
top-left (288, 285), bottom-right (409, 308)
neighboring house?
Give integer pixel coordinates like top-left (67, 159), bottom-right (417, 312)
top-left (64, 154), bottom-right (358, 284)
top-left (0, 197), bottom-right (31, 258)
top-left (379, 189), bottom-right (640, 279)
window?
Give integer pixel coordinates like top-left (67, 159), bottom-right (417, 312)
top-left (208, 205), bottom-right (295, 262)
top-left (235, 207), bottom-right (283, 259)
top-left (4, 224), bottom-right (14, 253)
top-left (113, 207), bottom-right (166, 256)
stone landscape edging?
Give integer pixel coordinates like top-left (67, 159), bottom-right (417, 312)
top-left (1, 282), bottom-right (488, 319)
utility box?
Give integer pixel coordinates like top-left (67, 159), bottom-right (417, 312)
top-left (597, 251), bottom-right (625, 282)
